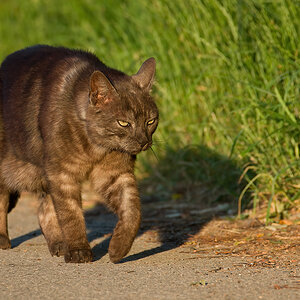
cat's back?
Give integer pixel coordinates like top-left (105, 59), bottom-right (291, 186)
top-left (1, 45), bottom-right (98, 69)
top-left (0, 45), bottom-right (99, 163)
top-left (0, 45), bottom-right (99, 94)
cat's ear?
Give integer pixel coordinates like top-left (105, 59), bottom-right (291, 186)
top-left (132, 57), bottom-right (156, 91)
top-left (89, 71), bottom-right (118, 106)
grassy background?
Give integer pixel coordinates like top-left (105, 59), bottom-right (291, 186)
top-left (0, 0), bottom-right (299, 222)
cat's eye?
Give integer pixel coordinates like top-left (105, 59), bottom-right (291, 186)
top-left (118, 120), bottom-right (130, 127)
top-left (147, 119), bottom-right (155, 125)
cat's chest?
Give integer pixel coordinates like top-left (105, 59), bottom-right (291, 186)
top-left (59, 146), bottom-right (108, 180)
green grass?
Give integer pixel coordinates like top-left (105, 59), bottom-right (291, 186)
top-left (0, 0), bottom-right (299, 222)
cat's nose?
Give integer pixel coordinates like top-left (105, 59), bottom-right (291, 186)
top-left (136, 134), bottom-right (150, 151)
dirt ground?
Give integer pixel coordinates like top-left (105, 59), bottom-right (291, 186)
top-left (0, 192), bottom-right (299, 299)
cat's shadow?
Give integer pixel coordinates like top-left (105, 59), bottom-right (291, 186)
top-left (9, 208), bottom-right (202, 264)
top-left (11, 229), bottom-right (41, 248)
top-left (86, 205), bottom-right (183, 263)
top-left (85, 202), bottom-right (208, 263)
top-left (9, 211), bottom-right (177, 263)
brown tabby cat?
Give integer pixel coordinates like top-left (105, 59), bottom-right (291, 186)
top-left (0, 45), bottom-right (158, 263)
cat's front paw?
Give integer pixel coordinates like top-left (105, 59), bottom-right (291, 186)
top-left (108, 235), bottom-right (133, 263)
top-left (0, 234), bottom-right (11, 249)
top-left (49, 241), bottom-right (65, 257)
top-left (64, 248), bottom-right (93, 263)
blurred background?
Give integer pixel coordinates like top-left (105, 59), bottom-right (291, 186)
top-left (0, 0), bottom-right (299, 223)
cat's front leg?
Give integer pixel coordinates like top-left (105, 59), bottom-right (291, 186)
top-left (92, 166), bottom-right (141, 263)
top-left (47, 172), bottom-right (92, 263)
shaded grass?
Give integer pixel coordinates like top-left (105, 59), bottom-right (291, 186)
top-left (0, 0), bottom-right (299, 222)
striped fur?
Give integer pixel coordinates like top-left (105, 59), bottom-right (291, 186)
top-left (0, 45), bottom-right (158, 263)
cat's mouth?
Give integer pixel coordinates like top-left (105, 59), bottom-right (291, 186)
top-left (141, 142), bottom-right (151, 152)
top-left (126, 142), bottom-right (152, 155)
top-left (108, 141), bottom-right (152, 156)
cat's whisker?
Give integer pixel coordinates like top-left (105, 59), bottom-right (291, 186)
top-left (152, 138), bottom-right (166, 144)
top-left (149, 146), bottom-right (159, 161)
top-left (150, 142), bottom-right (168, 150)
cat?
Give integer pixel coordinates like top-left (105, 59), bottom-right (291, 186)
top-left (0, 45), bottom-right (158, 263)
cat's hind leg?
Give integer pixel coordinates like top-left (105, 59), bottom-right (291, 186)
top-left (38, 193), bottom-right (65, 257)
top-left (0, 187), bottom-right (19, 249)
top-left (39, 172), bottom-right (92, 263)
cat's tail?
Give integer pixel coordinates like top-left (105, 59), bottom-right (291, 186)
top-left (8, 191), bottom-right (19, 213)
top-left (0, 68), bottom-right (19, 214)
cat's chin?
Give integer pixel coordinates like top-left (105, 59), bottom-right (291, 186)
top-left (126, 145), bottom-right (151, 155)
top-left (122, 149), bottom-right (142, 156)
top-left (104, 146), bottom-right (141, 156)
top-left (125, 144), bottom-right (152, 155)
top-left (95, 141), bottom-right (148, 155)
top-left (129, 150), bottom-right (141, 155)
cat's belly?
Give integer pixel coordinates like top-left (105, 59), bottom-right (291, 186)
top-left (1, 152), bottom-right (46, 192)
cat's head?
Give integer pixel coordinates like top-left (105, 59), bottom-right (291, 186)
top-left (86, 58), bottom-right (158, 155)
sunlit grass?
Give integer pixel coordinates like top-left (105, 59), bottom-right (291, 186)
top-left (0, 0), bottom-right (299, 222)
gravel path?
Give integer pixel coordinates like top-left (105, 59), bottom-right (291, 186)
top-left (0, 195), bottom-right (299, 300)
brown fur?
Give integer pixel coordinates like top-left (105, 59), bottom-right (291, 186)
top-left (0, 45), bottom-right (158, 263)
